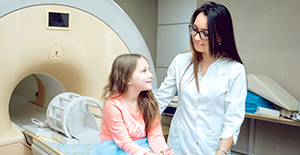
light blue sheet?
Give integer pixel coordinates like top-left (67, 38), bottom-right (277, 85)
top-left (46, 138), bottom-right (180, 155)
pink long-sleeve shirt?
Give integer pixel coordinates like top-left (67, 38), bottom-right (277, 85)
top-left (100, 96), bottom-right (168, 155)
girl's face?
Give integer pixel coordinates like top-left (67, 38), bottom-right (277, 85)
top-left (191, 12), bottom-right (209, 54)
top-left (129, 57), bottom-right (153, 92)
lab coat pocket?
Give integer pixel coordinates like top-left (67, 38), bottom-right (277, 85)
top-left (210, 85), bottom-right (227, 99)
top-left (201, 84), bottom-right (228, 109)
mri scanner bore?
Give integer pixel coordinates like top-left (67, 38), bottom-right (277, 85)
top-left (10, 73), bottom-right (66, 131)
top-left (0, 0), bottom-right (157, 154)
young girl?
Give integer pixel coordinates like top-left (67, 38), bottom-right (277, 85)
top-left (100, 54), bottom-right (175, 155)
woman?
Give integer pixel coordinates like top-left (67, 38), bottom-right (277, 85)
top-left (155, 2), bottom-right (247, 155)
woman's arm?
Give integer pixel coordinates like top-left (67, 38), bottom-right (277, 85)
top-left (219, 64), bottom-right (247, 148)
top-left (216, 136), bottom-right (233, 155)
top-left (155, 55), bottom-right (179, 114)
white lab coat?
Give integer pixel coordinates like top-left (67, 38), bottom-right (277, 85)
top-left (156, 51), bottom-right (247, 155)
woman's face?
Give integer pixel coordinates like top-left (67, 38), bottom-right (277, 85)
top-left (191, 12), bottom-right (209, 54)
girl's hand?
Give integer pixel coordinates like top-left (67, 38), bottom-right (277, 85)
top-left (144, 152), bottom-right (170, 155)
top-left (161, 147), bottom-right (172, 154)
top-left (161, 146), bottom-right (180, 155)
top-left (144, 147), bottom-right (180, 155)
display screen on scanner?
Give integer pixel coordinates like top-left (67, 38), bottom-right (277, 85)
top-left (49, 12), bottom-right (69, 28)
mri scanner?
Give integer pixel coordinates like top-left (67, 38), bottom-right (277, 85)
top-left (0, 0), bottom-right (158, 154)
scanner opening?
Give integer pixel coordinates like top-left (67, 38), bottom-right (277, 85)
top-left (9, 73), bottom-right (66, 131)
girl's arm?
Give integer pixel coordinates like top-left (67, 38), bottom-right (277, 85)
top-left (147, 116), bottom-right (169, 154)
top-left (103, 101), bottom-right (150, 155)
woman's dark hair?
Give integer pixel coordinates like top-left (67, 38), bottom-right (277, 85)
top-left (190, 1), bottom-right (242, 63)
top-left (184, 1), bottom-right (243, 92)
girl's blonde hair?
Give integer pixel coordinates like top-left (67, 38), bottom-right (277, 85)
top-left (102, 53), bottom-right (159, 133)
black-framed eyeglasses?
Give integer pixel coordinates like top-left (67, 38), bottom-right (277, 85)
top-left (189, 24), bottom-right (209, 41)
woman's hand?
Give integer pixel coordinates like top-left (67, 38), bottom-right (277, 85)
top-left (215, 137), bottom-right (233, 155)
top-left (215, 149), bottom-right (227, 155)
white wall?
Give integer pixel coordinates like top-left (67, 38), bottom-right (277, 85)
top-left (114, 0), bottom-right (158, 66)
top-left (156, 0), bottom-right (196, 86)
top-left (214, 0), bottom-right (300, 101)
